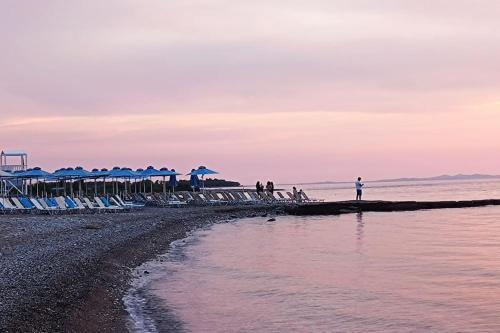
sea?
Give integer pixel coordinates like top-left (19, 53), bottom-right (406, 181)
top-left (124, 179), bottom-right (500, 333)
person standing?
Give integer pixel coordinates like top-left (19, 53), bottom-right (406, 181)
top-left (355, 177), bottom-right (364, 200)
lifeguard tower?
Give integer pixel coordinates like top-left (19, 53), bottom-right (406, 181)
top-left (1, 150), bottom-right (28, 172)
top-left (0, 150), bottom-right (28, 195)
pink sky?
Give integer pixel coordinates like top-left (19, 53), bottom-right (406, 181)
top-left (1, 1), bottom-right (500, 184)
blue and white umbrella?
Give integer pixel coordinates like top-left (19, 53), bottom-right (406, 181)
top-left (169, 169), bottom-right (180, 192)
top-left (15, 167), bottom-right (52, 197)
top-left (88, 168), bottom-right (109, 196)
top-left (187, 166), bottom-right (218, 190)
top-left (141, 166), bottom-right (160, 194)
top-left (156, 167), bottom-right (181, 196)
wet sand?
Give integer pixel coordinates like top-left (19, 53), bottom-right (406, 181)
top-left (0, 206), bottom-right (280, 332)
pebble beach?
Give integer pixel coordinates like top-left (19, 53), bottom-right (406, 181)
top-left (0, 206), bottom-right (280, 332)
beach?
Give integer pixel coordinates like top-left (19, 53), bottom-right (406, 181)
top-left (0, 205), bottom-right (280, 332)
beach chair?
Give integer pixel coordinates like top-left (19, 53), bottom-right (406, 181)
top-left (115, 195), bottom-right (145, 208)
top-left (110, 197), bottom-right (131, 210)
top-left (65, 197), bottom-right (85, 212)
top-left (0, 198), bottom-right (15, 214)
top-left (175, 192), bottom-right (196, 205)
top-left (0, 200), bottom-right (6, 214)
top-left (232, 191), bottom-right (253, 204)
top-left (72, 197), bottom-right (89, 210)
top-left (95, 197), bottom-right (122, 212)
top-left (300, 191), bottom-right (324, 202)
top-left (275, 191), bottom-right (291, 203)
top-left (54, 196), bottom-right (68, 210)
top-left (11, 197), bottom-right (34, 213)
top-left (2, 198), bottom-right (19, 213)
top-left (210, 192), bottom-right (231, 205)
top-left (286, 192), bottom-right (299, 203)
top-left (247, 191), bottom-right (265, 204)
top-left (83, 197), bottom-right (106, 212)
top-left (201, 192), bottom-right (222, 205)
top-left (184, 192), bottom-right (205, 205)
top-left (46, 198), bottom-right (65, 212)
top-left (29, 198), bottom-right (52, 214)
top-left (169, 193), bottom-right (189, 206)
top-left (58, 196), bottom-right (81, 212)
top-left (37, 198), bottom-right (62, 214)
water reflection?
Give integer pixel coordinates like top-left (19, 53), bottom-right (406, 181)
top-left (356, 212), bottom-right (364, 253)
top-left (151, 207), bottom-right (500, 333)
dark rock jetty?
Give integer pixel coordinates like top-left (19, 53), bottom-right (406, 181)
top-left (286, 199), bottom-right (500, 216)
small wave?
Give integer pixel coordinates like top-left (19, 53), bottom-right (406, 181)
top-left (123, 233), bottom-right (202, 333)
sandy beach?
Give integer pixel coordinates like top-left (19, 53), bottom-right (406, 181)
top-left (0, 205), bottom-right (280, 332)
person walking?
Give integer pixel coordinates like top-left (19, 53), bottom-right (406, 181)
top-left (355, 177), bottom-right (364, 200)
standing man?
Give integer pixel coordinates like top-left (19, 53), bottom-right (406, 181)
top-left (355, 177), bottom-right (364, 200)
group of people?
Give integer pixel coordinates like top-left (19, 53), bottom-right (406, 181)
top-left (257, 177), bottom-right (365, 201)
top-left (256, 181), bottom-right (275, 194)
top-left (292, 186), bottom-right (304, 201)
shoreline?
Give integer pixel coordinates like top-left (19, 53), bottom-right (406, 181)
top-left (0, 205), bottom-right (281, 332)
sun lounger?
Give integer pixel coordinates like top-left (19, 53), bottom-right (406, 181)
top-left (65, 196), bottom-right (85, 211)
top-left (83, 197), bottom-right (107, 212)
top-left (37, 198), bottom-right (62, 214)
top-left (95, 197), bottom-right (123, 212)
top-left (46, 198), bottom-right (64, 211)
top-left (200, 192), bottom-right (224, 205)
top-left (0, 198), bottom-right (15, 214)
top-left (275, 191), bottom-right (292, 203)
top-left (72, 197), bottom-right (89, 210)
top-left (55, 196), bottom-right (80, 212)
top-left (11, 197), bottom-right (34, 213)
top-left (300, 191), bottom-right (324, 202)
top-left (29, 198), bottom-right (52, 214)
top-left (113, 195), bottom-right (144, 208)
top-left (1, 198), bottom-right (19, 213)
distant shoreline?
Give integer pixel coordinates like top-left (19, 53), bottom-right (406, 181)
top-left (275, 174), bottom-right (500, 186)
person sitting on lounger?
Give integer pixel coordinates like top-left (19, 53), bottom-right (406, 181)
top-left (355, 177), bottom-right (364, 200)
top-left (298, 189), bottom-right (304, 202)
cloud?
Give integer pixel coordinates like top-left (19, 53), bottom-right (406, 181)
top-left (2, 0), bottom-right (500, 117)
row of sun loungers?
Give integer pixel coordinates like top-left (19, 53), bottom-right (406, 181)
top-left (0, 190), bottom-right (321, 214)
top-left (130, 190), bottom-right (322, 207)
top-left (0, 195), bottom-right (145, 214)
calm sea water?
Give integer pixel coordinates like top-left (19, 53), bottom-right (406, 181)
top-left (126, 180), bottom-right (500, 333)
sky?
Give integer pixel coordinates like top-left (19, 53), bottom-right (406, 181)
top-left (1, 0), bottom-right (500, 184)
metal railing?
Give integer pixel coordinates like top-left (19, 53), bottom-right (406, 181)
top-left (0, 165), bottom-right (26, 172)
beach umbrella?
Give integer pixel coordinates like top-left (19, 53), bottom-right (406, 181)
top-left (109, 167), bottom-right (140, 196)
top-left (188, 169), bottom-right (200, 191)
top-left (135, 168), bottom-right (144, 193)
top-left (187, 166), bottom-right (219, 191)
top-left (16, 167), bottom-right (52, 197)
top-left (169, 169), bottom-right (179, 193)
top-left (89, 168), bottom-right (111, 196)
top-left (142, 166), bottom-right (160, 194)
top-left (156, 167), bottom-right (180, 197)
top-left (0, 170), bottom-right (13, 177)
top-left (74, 167), bottom-right (91, 196)
top-left (52, 167), bottom-right (91, 196)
